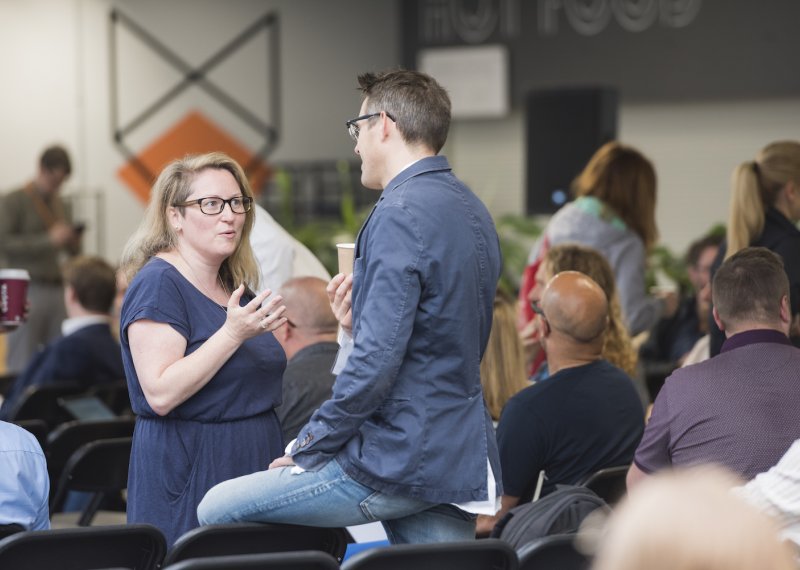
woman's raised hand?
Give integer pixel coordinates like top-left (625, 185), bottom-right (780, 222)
top-left (222, 285), bottom-right (287, 343)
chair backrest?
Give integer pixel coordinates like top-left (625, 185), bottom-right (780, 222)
top-left (49, 436), bottom-right (133, 525)
top-left (340, 539), bottom-right (518, 570)
top-left (0, 373), bottom-right (17, 398)
top-left (0, 524), bottom-right (24, 541)
top-left (0, 523), bottom-right (166, 570)
top-left (517, 534), bottom-right (590, 570)
top-left (163, 523), bottom-right (349, 567)
top-left (87, 380), bottom-right (132, 415)
top-left (5, 383), bottom-right (84, 427)
top-left (46, 417), bottom-right (135, 489)
top-left (12, 419), bottom-right (49, 451)
top-left (576, 465), bottom-right (630, 506)
top-left (163, 550), bottom-right (341, 570)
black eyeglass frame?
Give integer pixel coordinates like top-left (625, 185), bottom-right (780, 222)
top-left (172, 195), bottom-right (254, 215)
top-left (345, 111), bottom-right (396, 142)
top-left (530, 300), bottom-right (546, 318)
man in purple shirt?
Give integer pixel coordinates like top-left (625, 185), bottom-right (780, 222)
top-left (628, 247), bottom-right (800, 489)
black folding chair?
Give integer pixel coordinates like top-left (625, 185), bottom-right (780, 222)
top-left (163, 550), bottom-right (341, 570)
top-left (163, 523), bottom-right (349, 567)
top-left (517, 534), bottom-right (590, 570)
top-left (341, 538), bottom-right (518, 570)
top-left (87, 380), bottom-right (132, 416)
top-left (0, 524), bottom-right (24, 541)
top-left (0, 524), bottom-right (166, 570)
top-left (46, 417), bottom-right (135, 502)
top-left (4, 383), bottom-right (84, 428)
top-left (50, 437), bottom-right (132, 526)
top-left (0, 373), bottom-right (17, 398)
top-left (576, 465), bottom-right (630, 506)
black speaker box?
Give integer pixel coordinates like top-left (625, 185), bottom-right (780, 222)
top-left (526, 87), bottom-right (618, 215)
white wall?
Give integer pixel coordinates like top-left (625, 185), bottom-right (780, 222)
top-left (621, 98), bottom-right (800, 254)
top-left (0, 0), bottom-right (399, 261)
top-left (448, 97), bottom-right (800, 256)
top-left (1, 0), bottom-right (798, 264)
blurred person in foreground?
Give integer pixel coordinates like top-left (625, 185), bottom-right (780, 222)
top-left (0, 326), bottom-right (48, 531)
top-left (0, 421), bottom-right (49, 531)
top-left (592, 467), bottom-right (795, 570)
top-left (736, 438), bottom-right (800, 553)
top-left (0, 145), bottom-right (82, 373)
top-left (199, 69), bottom-right (502, 543)
top-left (119, 152), bottom-right (287, 544)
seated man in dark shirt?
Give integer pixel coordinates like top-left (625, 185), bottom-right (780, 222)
top-left (0, 256), bottom-right (124, 418)
top-left (477, 271), bottom-right (644, 535)
top-left (642, 234), bottom-right (722, 366)
top-left (272, 277), bottom-right (339, 443)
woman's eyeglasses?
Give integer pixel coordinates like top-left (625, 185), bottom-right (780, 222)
top-left (173, 196), bottom-right (253, 215)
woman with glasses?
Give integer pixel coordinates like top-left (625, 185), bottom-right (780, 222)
top-left (119, 152), bottom-right (288, 544)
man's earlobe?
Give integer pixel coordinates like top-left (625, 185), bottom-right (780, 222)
top-left (712, 306), bottom-right (725, 332)
top-left (780, 294), bottom-right (791, 323)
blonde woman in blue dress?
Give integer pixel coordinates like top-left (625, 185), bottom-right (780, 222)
top-left (120, 152), bottom-right (287, 544)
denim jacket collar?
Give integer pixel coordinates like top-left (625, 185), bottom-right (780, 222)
top-left (383, 155), bottom-right (451, 195)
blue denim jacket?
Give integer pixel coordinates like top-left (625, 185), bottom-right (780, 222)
top-left (292, 156), bottom-right (503, 504)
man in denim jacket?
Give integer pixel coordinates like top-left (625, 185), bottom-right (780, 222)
top-left (199, 70), bottom-right (503, 542)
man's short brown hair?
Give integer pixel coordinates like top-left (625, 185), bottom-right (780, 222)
top-left (40, 145), bottom-right (72, 175)
top-left (686, 233), bottom-right (723, 268)
top-left (357, 69), bottom-right (451, 153)
top-left (62, 256), bottom-right (117, 314)
top-left (712, 247), bottom-right (788, 327)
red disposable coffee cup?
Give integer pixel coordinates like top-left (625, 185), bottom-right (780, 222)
top-left (0, 269), bottom-right (30, 326)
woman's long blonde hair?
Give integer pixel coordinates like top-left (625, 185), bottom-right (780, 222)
top-left (545, 244), bottom-right (638, 376)
top-left (573, 141), bottom-right (658, 250)
top-left (726, 140), bottom-right (800, 258)
top-left (120, 152), bottom-right (259, 290)
top-left (481, 289), bottom-right (529, 421)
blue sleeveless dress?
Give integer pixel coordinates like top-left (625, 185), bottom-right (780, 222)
top-left (120, 257), bottom-right (285, 544)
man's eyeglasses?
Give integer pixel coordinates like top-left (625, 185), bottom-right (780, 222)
top-left (172, 196), bottom-right (253, 215)
top-left (345, 111), bottom-right (396, 142)
top-left (530, 300), bottom-right (546, 318)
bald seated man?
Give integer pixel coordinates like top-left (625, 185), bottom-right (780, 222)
top-left (272, 277), bottom-right (340, 443)
top-left (477, 271), bottom-right (644, 536)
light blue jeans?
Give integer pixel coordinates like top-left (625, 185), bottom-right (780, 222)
top-left (197, 458), bottom-right (476, 544)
